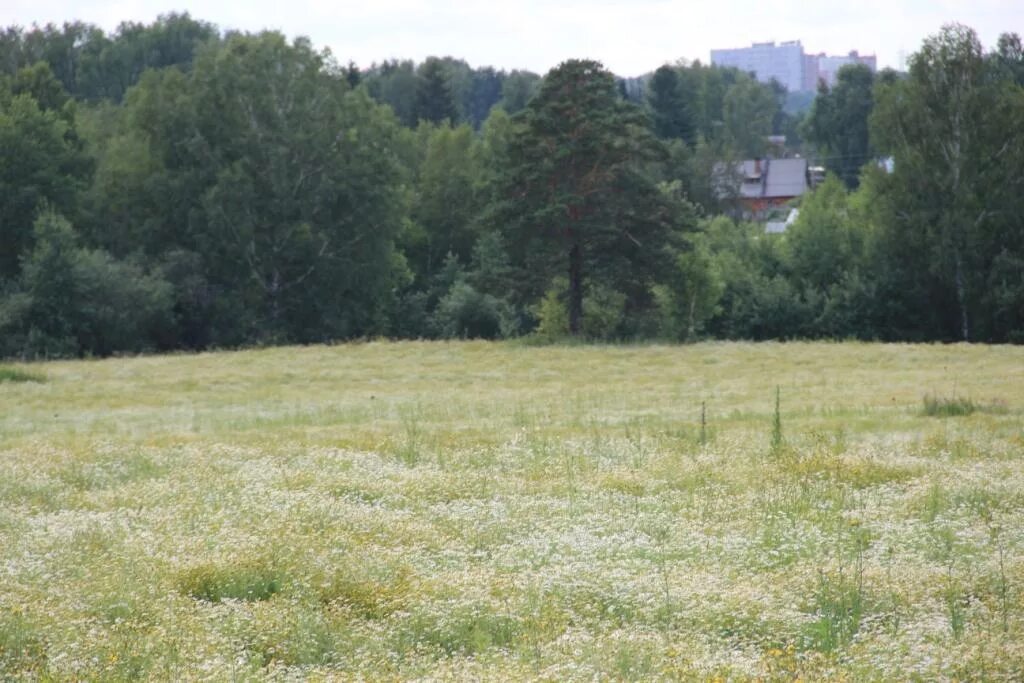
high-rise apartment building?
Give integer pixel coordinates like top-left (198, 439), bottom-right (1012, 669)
top-left (811, 51), bottom-right (878, 88)
top-left (711, 40), bottom-right (805, 93)
top-left (711, 42), bottom-right (877, 92)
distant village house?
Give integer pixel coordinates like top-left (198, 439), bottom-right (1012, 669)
top-left (714, 157), bottom-right (809, 221)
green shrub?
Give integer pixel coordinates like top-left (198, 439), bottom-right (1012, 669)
top-left (582, 283), bottom-right (626, 340)
top-left (532, 280), bottom-right (627, 341)
top-left (3, 212), bottom-right (174, 358)
top-left (533, 287), bottom-right (569, 341)
top-left (433, 281), bottom-right (513, 339)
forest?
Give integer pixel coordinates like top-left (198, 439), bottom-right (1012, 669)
top-left (1, 15), bottom-right (1022, 358)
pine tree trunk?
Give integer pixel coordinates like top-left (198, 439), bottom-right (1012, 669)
top-left (954, 247), bottom-right (969, 342)
top-left (687, 290), bottom-right (698, 342)
top-left (568, 243), bottom-right (583, 336)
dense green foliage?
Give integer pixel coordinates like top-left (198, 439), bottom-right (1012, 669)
top-left (0, 18), bottom-right (1022, 357)
top-left (495, 60), bottom-right (693, 336)
top-left (869, 25), bottom-right (1024, 342)
top-left (803, 64), bottom-right (878, 189)
top-left (0, 14), bottom-right (217, 102)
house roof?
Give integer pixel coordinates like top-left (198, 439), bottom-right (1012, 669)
top-left (763, 158), bottom-right (808, 198)
top-left (715, 157), bottom-right (808, 201)
top-left (738, 160), bottom-right (765, 198)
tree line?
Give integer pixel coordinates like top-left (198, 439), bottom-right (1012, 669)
top-left (1, 16), bottom-right (1022, 358)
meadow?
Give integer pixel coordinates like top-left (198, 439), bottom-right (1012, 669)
top-left (1, 341), bottom-right (1023, 680)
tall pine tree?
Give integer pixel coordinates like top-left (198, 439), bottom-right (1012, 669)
top-left (497, 60), bottom-right (692, 336)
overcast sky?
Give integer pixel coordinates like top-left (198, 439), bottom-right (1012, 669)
top-left (3, 0), bottom-right (1020, 76)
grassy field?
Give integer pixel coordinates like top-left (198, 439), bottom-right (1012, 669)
top-left (1, 341), bottom-right (1023, 680)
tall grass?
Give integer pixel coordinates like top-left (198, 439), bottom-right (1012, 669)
top-left (922, 394), bottom-right (976, 417)
top-left (0, 341), bottom-right (1021, 680)
top-left (770, 385), bottom-right (784, 453)
top-left (922, 393), bottom-right (1009, 417)
top-left (0, 366), bottom-right (44, 383)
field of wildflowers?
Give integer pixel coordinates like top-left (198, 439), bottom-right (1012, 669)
top-left (1, 341), bottom-right (1022, 680)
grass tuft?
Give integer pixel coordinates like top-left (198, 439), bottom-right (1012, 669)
top-left (0, 611), bottom-right (47, 674)
top-left (397, 605), bottom-right (520, 657)
top-left (0, 366), bottom-right (45, 384)
top-left (922, 394), bottom-right (976, 417)
top-left (801, 571), bottom-right (866, 653)
top-left (922, 394), bottom-right (1010, 418)
top-left (770, 385), bottom-right (784, 453)
top-left (318, 564), bottom-right (414, 619)
top-left (178, 562), bottom-right (285, 602)
top-left (789, 453), bottom-right (922, 489)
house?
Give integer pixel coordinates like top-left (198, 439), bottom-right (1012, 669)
top-left (714, 157), bottom-right (809, 219)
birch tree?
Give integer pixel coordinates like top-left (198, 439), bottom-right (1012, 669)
top-left (871, 24), bottom-right (1024, 341)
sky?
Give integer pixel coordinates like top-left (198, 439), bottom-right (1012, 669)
top-left (3, 0), bottom-right (1020, 76)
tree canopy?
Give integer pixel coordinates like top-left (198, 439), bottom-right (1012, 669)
top-left (497, 59), bottom-right (694, 336)
top-left (2, 17), bottom-right (1024, 357)
top-left (803, 63), bottom-right (876, 188)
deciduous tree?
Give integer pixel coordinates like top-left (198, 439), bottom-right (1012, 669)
top-left (871, 24), bottom-right (1024, 341)
top-left (804, 64), bottom-right (875, 188)
top-left (0, 86), bottom-right (90, 280)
